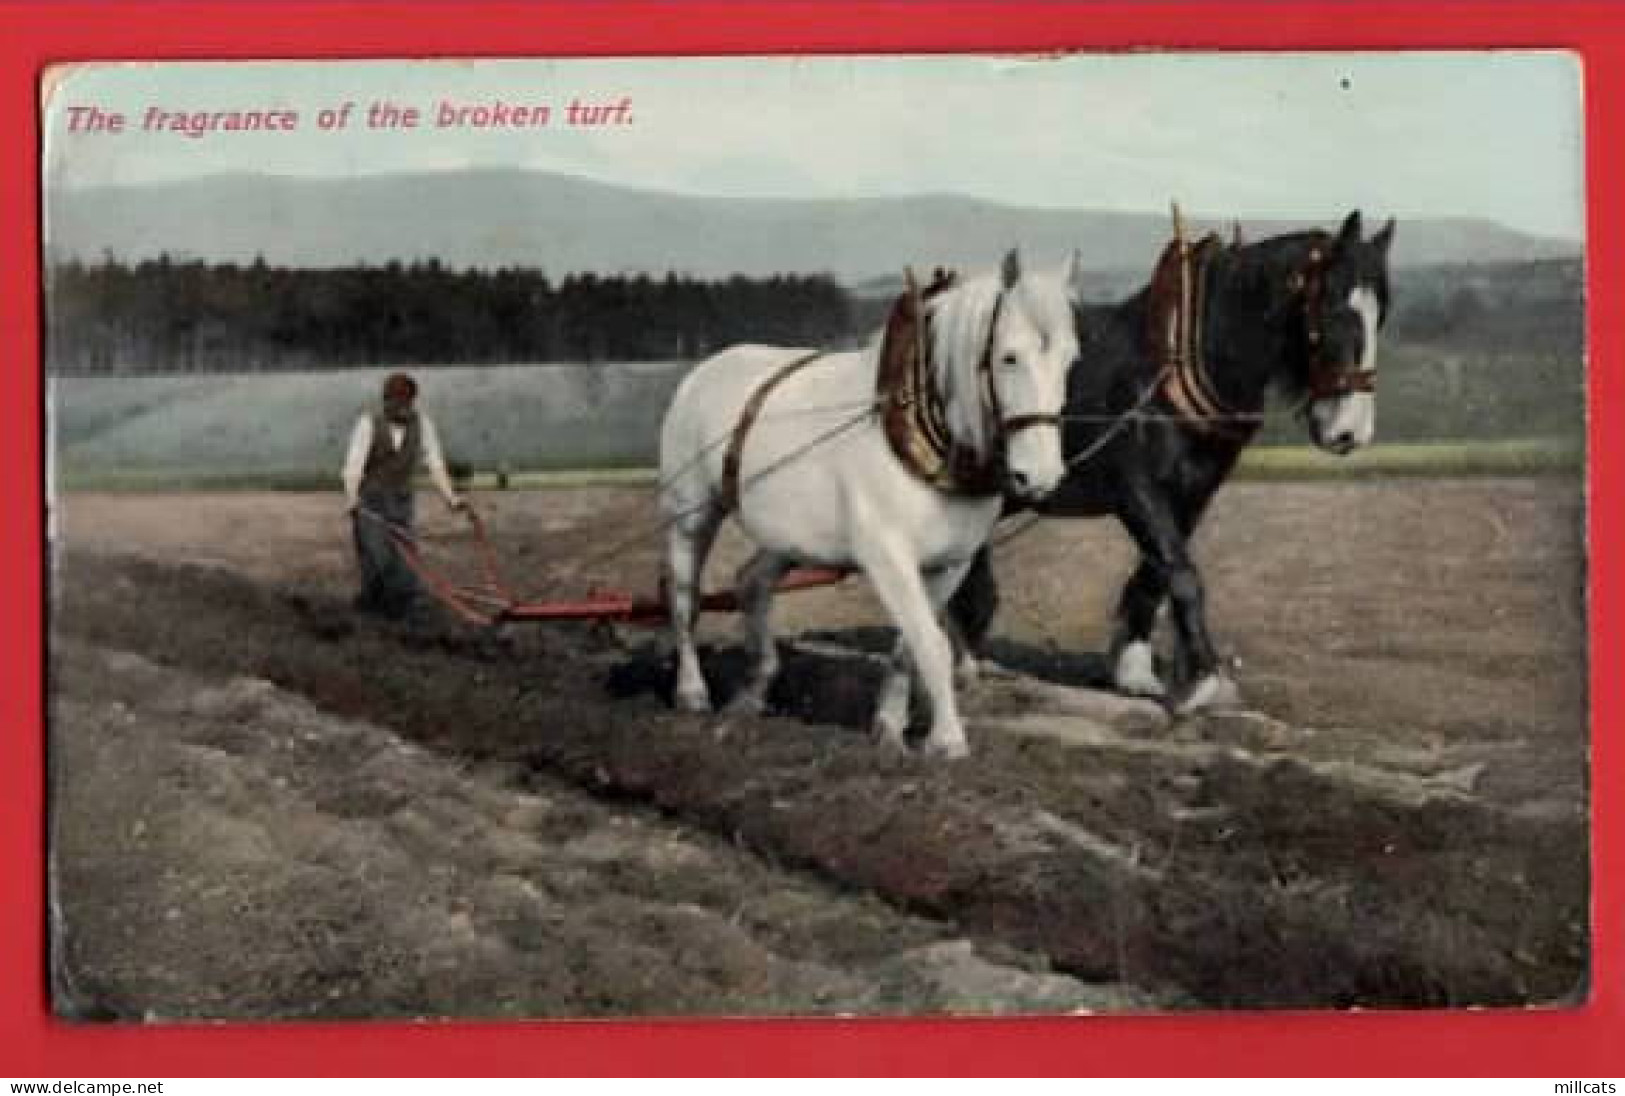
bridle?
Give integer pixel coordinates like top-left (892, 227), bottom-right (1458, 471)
top-left (1152, 229), bottom-right (1379, 442)
top-left (974, 286), bottom-right (1065, 443)
top-left (716, 269), bottom-right (1069, 517)
top-left (882, 268), bottom-right (1062, 495)
top-left (1290, 239), bottom-right (1379, 402)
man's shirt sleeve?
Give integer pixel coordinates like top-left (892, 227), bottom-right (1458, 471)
top-left (341, 414), bottom-right (372, 507)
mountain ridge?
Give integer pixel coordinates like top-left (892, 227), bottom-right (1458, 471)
top-left (47, 168), bottom-right (1581, 283)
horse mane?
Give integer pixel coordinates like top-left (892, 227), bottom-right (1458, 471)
top-left (1098, 229), bottom-right (1339, 409)
top-left (1210, 230), bottom-right (1326, 293)
top-left (923, 272), bottom-right (1071, 461)
top-left (924, 276), bottom-right (1001, 460)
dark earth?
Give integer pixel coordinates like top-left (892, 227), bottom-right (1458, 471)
top-left (50, 479), bottom-right (1590, 1019)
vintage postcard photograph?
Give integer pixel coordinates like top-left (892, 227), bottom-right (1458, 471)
top-left (43, 53), bottom-right (1587, 1021)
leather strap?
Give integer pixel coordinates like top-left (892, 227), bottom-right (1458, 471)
top-left (1297, 239), bottom-right (1378, 401)
top-left (717, 351), bottom-right (826, 516)
top-left (1001, 412), bottom-right (1062, 434)
top-left (878, 273), bottom-right (1007, 495)
top-left (1149, 233), bottom-right (1258, 443)
top-left (1309, 367), bottom-right (1376, 399)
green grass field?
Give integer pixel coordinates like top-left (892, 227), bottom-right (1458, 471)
top-left (1235, 437), bottom-right (1584, 480)
top-left (56, 438), bottom-right (1583, 493)
top-left (51, 362), bottom-right (688, 487)
top-left (52, 364), bottom-right (1584, 491)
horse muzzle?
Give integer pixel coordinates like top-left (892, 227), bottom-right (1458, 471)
top-left (1306, 391), bottom-right (1376, 456)
top-left (1004, 468), bottom-right (1052, 501)
top-left (1317, 433), bottom-right (1361, 457)
top-left (1000, 413), bottom-right (1065, 500)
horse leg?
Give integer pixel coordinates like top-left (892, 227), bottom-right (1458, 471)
top-left (725, 549), bottom-right (791, 717)
top-left (944, 546), bottom-right (999, 685)
top-left (1109, 560), bottom-right (1169, 698)
top-left (1115, 479), bottom-right (1237, 714)
top-left (666, 505), bottom-right (723, 714)
top-left (871, 639), bottom-right (914, 752)
top-left (873, 558), bottom-right (978, 749)
top-left (863, 548), bottom-right (972, 759)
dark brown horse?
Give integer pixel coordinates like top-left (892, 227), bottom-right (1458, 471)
top-left (949, 211), bottom-right (1396, 712)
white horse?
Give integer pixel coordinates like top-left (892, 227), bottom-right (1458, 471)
top-left (657, 250), bottom-right (1083, 759)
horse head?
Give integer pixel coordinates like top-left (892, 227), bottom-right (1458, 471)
top-left (1291, 211), bottom-right (1396, 455)
top-left (926, 249), bottom-right (1081, 501)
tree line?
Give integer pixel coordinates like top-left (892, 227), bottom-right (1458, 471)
top-left (46, 256), bottom-right (856, 375)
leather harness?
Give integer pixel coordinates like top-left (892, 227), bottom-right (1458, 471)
top-left (876, 269), bottom-right (1006, 496)
top-left (1146, 226), bottom-right (1376, 441)
top-left (717, 268), bottom-right (1058, 516)
top-left (1148, 232), bottom-right (1254, 442)
top-left (1296, 244), bottom-right (1379, 401)
top-left (716, 349), bottom-right (828, 515)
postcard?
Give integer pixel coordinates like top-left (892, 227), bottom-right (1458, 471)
top-left (42, 53), bottom-right (1588, 1021)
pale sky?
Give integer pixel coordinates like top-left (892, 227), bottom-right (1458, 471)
top-left (42, 52), bottom-right (1585, 240)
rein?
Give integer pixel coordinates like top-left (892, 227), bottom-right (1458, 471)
top-left (713, 265), bottom-right (1059, 518)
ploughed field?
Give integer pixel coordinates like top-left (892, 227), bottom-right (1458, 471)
top-left (50, 478), bottom-right (1589, 1017)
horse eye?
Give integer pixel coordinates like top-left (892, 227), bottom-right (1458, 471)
top-left (1001, 353), bottom-right (1020, 367)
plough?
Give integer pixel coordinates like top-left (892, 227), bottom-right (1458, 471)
top-left (368, 504), bottom-right (849, 628)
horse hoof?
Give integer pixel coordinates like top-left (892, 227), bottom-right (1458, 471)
top-left (1177, 673), bottom-right (1241, 715)
top-left (872, 716), bottom-right (909, 752)
top-left (919, 734), bottom-right (970, 761)
top-left (1116, 676), bottom-right (1167, 699)
top-left (954, 656), bottom-right (983, 689)
top-left (1113, 642), bottom-right (1166, 698)
top-left (723, 692), bottom-right (766, 718)
top-left (675, 689), bottom-right (713, 714)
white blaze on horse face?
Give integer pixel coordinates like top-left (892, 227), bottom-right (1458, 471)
top-left (1310, 285), bottom-right (1379, 454)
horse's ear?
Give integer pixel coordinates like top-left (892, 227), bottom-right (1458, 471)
top-left (1371, 217), bottom-right (1397, 255)
top-left (1001, 248), bottom-right (1022, 289)
top-left (1062, 249), bottom-right (1087, 304)
top-left (1337, 210), bottom-right (1363, 248)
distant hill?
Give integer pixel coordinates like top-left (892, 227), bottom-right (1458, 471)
top-left (46, 169), bottom-right (1580, 283)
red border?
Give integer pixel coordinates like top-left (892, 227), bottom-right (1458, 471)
top-left (4, 1), bottom-right (1619, 1077)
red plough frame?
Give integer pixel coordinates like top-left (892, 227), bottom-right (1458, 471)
top-left (373, 505), bottom-right (849, 628)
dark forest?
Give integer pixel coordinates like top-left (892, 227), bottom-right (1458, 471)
top-left (47, 257), bottom-right (855, 375)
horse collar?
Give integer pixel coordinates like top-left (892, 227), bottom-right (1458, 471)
top-left (1149, 234), bottom-right (1258, 443)
top-left (877, 274), bottom-right (1004, 496)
